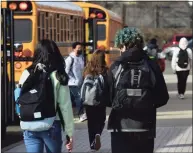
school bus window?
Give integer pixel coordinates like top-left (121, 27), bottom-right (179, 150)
top-left (53, 14), bottom-right (56, 41)
top-left (60, 15), bottom-right (63, 42)
top-left (63, 16), bottom-right (66, 41)
top-left (57, 16), bottom-right (60, 42)
top-left (88, 21), bottom-right (93, 41)
top-left (97, 24), bottom-right (106, 40)
top-left (49, 15), bottom-right (52, 40)
top-left (74, 17), bottom-right (77, 40)
top-left (45, 15), bottom-right (48, 34)
top-left (66, 16), bottom-right (70, 41)
top-left (70, 18), bottom-right (74, 41)
top-left (14, 19), bottom-right (32, 43)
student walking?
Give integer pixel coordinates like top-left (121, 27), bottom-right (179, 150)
top-left (144, 38), bottom-right (165, 72)
top-left (81, 50), bottom-right (109, 151)
top-left (107, 27), bottom-right (169, 153)
top-left (17, 39), bottom-right (74, 153)
top-left (65, 42), bottom-right (87, 122)
top-left (170, 37), bottom-right (192, 99)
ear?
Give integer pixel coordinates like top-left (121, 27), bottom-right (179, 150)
top-left (120, 45), bottom-right (126, 52)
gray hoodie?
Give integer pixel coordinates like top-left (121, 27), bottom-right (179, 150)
top-left (65, 52), bottom-right (84, 87)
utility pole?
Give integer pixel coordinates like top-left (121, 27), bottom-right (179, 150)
top-left (155, 4), bottom-right (159, 28)
top-left (122, 4), bottom-right (126, 27)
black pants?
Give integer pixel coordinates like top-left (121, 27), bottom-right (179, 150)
top-left (111, 132), bottom-right (154, 153)
top-left (85, 106), bottom-right (106, 147)
top-left (176, 70), bottom-right (189, 95)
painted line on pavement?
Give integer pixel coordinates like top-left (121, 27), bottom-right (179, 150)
top-left (163, 75), bottom-right (192, 83)
top-left (168, 90), bottom-right (192, 95)
top-left (75, 111), bottom-right (192, 123)
top-left (157, 111), bottom-right (192, 115)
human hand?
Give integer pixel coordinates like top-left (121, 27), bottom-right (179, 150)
top-left (65, 136), bottom-right (73, 152)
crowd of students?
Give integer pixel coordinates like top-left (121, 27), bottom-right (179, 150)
top-left (15, 27), bottom-right (192, 153)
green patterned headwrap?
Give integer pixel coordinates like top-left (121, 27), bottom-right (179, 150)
top-left (114, 27), bottom-right (143, 48)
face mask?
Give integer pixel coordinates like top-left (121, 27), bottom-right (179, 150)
top-left (77, 50), bottom-right (82, 55)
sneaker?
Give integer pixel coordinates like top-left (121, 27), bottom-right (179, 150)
top-left (180, 94), bottom-right (185, 99)
top-left (94, 134), bottom-right (101, 151)
top-left (79, 113), bottom-right (87, 122)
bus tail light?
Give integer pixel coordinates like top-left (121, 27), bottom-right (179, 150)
top-left (23, 49), bottom-right (32, 57)
top-left (15, 62), bottom-right (22, 69)
top-left (19, 2), bottom-right (28, 11)
top-left (14, 52), bottom-right (23, 57)
top-left (9, 3), bottom-right (17, 10)
top-left (97, 13), bottom-right (103, 19)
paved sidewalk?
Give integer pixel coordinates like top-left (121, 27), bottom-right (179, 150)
top-left (3, 126), bottom-right (192, 153)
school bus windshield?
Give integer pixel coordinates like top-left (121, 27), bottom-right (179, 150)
top-left (88, 21), bottom-right (106, 42)
top-left (14, 19), bottom-right (32, 43)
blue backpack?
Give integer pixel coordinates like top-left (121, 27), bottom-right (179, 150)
top-left (14, 85), bottom-right (21, 117)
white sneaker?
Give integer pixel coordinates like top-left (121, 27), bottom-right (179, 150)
top-left (180, 94), bottom-right (185, 99)
top-left (79, 113), bottom-right (87, 122)
top-left (178, 94), bottom-right (185, 99)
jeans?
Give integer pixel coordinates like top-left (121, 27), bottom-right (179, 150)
top-left (176, 70), bottom-right (189, 94)
top-left (23, 121), bottom-right (62, 153)
top-left (69, 86), bottom-right (83, 115)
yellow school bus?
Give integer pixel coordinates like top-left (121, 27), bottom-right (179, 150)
top-left (1, 1), bottom-right (122, 83)
top-left (1, 1), bottom-right (85, 82)
top-left (75, 2), bottom-right (123, 66)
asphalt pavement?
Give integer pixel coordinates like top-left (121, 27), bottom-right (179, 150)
top-left (1, 60), bottom-right (192, 150)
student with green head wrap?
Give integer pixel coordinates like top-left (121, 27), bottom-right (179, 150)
top-left (106, 27), bottom-right (169, 153)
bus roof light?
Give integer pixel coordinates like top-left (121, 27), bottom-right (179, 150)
top-left (90, 13), bottom-right (96, 18)
top-left (19, 2), bottom-right (28, 11)
top-left (97, 13), bottom-right (103, 19)
top-left (9, 3), bottom-right (17, 10)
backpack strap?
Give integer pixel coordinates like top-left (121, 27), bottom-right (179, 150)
top-left (113, 64), bottom-right (123, 88)
top-left (68, 55), bottom-right (75, 77)
top-left (68, 55), bottom-right (74, 70)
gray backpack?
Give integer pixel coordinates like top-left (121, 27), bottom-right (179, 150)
top-left (80, 74), bottom-right (104, 106)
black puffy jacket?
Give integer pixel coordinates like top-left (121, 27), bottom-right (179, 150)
top-left (107, 47), bottom-right (169, 137)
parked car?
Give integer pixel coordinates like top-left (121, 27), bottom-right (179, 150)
top-left (162, 34), bottom-right (192, 50)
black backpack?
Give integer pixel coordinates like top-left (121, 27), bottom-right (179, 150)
top-left (112, 60), bottom-right (156, 113)
top-left (177, 48), bottom-right (189, 68)
top-left (17, 64), bottom-right (56, 121)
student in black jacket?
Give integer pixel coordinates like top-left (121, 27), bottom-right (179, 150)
top-left (107, 27), bottom-right (169, 153)
top-left (81, 49), bottom-right (109, 151)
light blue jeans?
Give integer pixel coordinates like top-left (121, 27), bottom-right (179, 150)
top-left (23, 121), bottom-right (63, 153)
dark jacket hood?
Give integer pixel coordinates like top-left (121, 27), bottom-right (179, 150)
top-left (116, 47), bottom-right (145, 63)
top-left (147, 43), bottom-right (158, 50)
